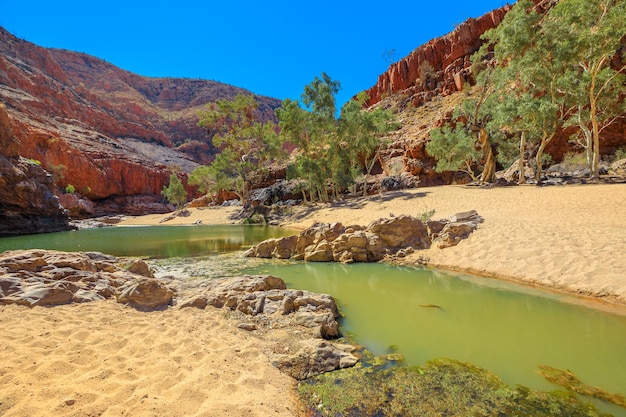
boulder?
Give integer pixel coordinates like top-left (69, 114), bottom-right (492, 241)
top-left (270, 340), bottom-right (359, 380)
top-left (366, 215), bottom-right (431, 250)
top-left (0, 250), bottom-right (170, 308)
top-left (304, 240), bottom-right (334, 262)
top-left (610, 158), bottom-right (626, 176)
top-left (177, 275), bottom-right (341, 339)
top-left (116, 279), bottom-right (175, 310)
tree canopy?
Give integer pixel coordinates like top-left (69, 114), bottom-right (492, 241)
top-left (427, 0), bottom-right (626, 182)
top-left (192, 93), bottom-right (280, 206)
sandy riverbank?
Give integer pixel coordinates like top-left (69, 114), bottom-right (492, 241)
top-left (0, 301), bottom-right (303, 417)
top-left (3, 183), bottom-right (625, 416)
top-left (120, 182), bottom-right (626, 306)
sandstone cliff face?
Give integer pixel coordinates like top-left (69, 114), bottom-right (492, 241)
top-left (366, 3), bottom-right (625, 185)
top-left (0, 26), bottom-right (281, 213)
top-left (0, 105), bottom-right (71, 236)
top-left (364, 7), bottom-right (511, 108)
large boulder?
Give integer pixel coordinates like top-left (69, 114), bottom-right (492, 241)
top-left (116, 279), bottom-right (175, 310)
top-left (177, 275), bottom-right (340, 339)
top-left (366, 215), bottom-right (431, 250)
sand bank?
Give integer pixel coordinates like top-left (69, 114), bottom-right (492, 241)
top-left (119, 183), bottom-right (626, 306)
top-left (0, 301), bottom-right (303, 417)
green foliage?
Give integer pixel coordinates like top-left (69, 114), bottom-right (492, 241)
top-left (161, 173), bottom-right (187, 207)
top-left (26, 158), bottom-right (41, 165)
top-left (427, 123), bottom-right (481, 180)
top-left (418, 208), bottom-right (436, 222)
top-left (613, 147), bottom-right (626, 162)
top-left (432, 0), bottom-right (625, 182)
top-left (298, 357), bottom-right (610, 417)
top-left (64, 184), bottom-right (75, 194)
top-left (561, 152), bottom-right (588, 170)
top-left (277, 74), bottom-right (396, 202)
top-left (196, 93), bottom-right (281, 206)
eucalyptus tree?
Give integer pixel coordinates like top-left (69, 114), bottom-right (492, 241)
top-left (426, 71), bottom-right (499, 183)
top-left (161, 173), bottom-right (187, 208)
top-left (479, 0), bottom-right (568, 182)
top-left (195, 93), bottom-right (280, 206)
top-left (547, 0), bottom-right (626, 178)
top-left (277, 73), bottom-right (396, 201)
top-left (339, 91), bottom-right (396, 195)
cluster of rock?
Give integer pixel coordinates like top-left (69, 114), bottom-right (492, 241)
top-left (0, 250), bottom-right (174, 309)
top-left (176, 275), bottom-right (358, 380)
top-left (0, 249), bottom-right (358, 379)
top-left (495, 158), bottom-right (626, 186)
top-left (244, 211), bottom-right (483, 263)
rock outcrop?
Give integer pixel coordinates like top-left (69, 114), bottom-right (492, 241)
top-left (245, 212), bottom-right (483, 262)
top-left (364, 7), bottom-right (511, 108)
top-left (176, 274), bottom-right (359, 379)
top-left (0, 104), bottom-right (71, 236)
top-left (0, 250), bottom-right (174, 309)
top-left (0, 26), bottom-right (281, 215)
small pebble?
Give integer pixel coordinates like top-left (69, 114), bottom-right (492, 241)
top-left (64, 398), bottom-right (75, 406)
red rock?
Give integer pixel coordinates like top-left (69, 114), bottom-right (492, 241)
top-left (0, 26), bottom-right (281, 214)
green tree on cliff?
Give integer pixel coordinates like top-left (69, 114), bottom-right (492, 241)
top-left (428, 0), bottom-right (625, 182)
top-left (161, 173), bottom-right (187, 208)
top-left (195, 93), bottom-right (281, 206)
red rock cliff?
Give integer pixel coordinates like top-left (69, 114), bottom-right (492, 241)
top-left (0, 26), bottom-right (281, 213)
top-left (365, 6), bottom-right (511, 108)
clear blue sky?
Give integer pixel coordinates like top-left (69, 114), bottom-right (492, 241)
top-left (1, 0), bottom-right (510, 107)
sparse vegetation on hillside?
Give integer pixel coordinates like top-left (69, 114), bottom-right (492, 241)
top-left (428, 0), bottom-right (626, 183)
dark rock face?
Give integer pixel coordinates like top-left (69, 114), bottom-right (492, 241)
top-left (0, 104), bottom-right (71, 236)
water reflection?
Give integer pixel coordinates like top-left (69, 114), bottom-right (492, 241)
top-left (0, 225), bottom-right (293, 258)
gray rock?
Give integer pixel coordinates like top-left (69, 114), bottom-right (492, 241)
top-left (271, 340), bottom-right (359, 380)
top-left (116, 279), bottom-right (175, 310)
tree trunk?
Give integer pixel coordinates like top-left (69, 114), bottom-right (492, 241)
top-left (479, 128), bottom-right (496, 183)
top-left (519, 132), bottom-right (526, 185)
top-left (590, 82), bottom-right (601, 179)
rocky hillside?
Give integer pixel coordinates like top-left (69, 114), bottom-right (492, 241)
top-left (366, 2), bottom-right (625, 187)
top-left (0, 26), bottom-right (281, 214)
top-left (0, 104), bottom-right (71, 236)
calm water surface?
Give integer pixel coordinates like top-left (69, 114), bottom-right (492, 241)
top-left (0, 225), bottom-right (293, 258)
top-left (245, 261), bottom-right (626, 416)
top-left (2, 226), bottom-right (625, 415)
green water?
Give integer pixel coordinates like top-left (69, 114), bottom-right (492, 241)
top-left (245, 261), bottom-right (626, 416)
top-left (0, 225), bottom-right (292, 259)
top-left (2, 226), bottom-right (626, 415)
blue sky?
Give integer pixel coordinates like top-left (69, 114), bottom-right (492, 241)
top-left (1, 1), bottom-right (510, 107)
